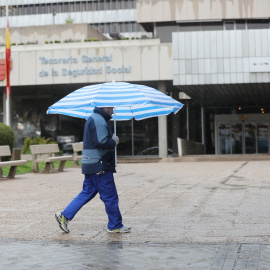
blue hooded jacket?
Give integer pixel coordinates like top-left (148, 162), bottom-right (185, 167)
top-left (81, 107), bottom-right (116, 174)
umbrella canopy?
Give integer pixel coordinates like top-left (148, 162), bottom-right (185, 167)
top-left (47, 81), bottom-right (183, 120)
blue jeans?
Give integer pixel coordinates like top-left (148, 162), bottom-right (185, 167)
top-left (62, 172), bottom-right (123, 230)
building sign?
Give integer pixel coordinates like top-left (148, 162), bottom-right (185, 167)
top-left (38, 54), bottom-right (131, 78)
top-left (250, 57), bottom-right (270, 72)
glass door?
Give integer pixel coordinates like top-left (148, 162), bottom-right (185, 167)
top-left (218, 123), bottom-right (231, 154)
top-left (216, 115), bottom-right (270, 155)
top-left (231, 123), bottom-right (242, 154)
top-left (244, 122), bottom-right (256, 154)
top-left (257, 123), bottom-right (269, 153)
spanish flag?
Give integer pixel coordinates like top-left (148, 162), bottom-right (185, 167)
top-left (5, 20), bottom-right (11, 98)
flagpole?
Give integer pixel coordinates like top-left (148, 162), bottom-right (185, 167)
top-left (5, 4), bottom-right (10, 126)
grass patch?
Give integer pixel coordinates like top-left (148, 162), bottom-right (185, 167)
top-left (1, 160), bottom-right (80, 176)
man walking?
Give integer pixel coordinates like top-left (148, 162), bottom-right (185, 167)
top-left (55, 106), bottom-right (131, 233)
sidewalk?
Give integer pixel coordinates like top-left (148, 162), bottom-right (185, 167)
top-left (0, 161), bottom-right (270, 269)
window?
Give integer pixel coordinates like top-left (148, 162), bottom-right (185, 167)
top-left (247, 19), bottom-right (269, 29)
top-left (3, 0), bottom-right (137, 17)
top-left (225, 21), bottom-right (234, 30)
top-left (46, 4), bottom-right (52, 14)
top-left (179, 22), bottom-right (200, 32)
top-left (81, 2), bottom-right (87, 12)
top-left (104, 1), bottom-right (109, 10)
top-left (178, 21), bottom-right (223, 32)
top-left (29, 4), bottom-right (34, 15)
top-left (236, 20), bottom-right (246, 30)
top-left (201, 21), bottom-right (223, 31)
top-left (63, 3), bottom-right (69, 12)
top-left (35, 5), bottom-right (39, 14)
top-left (23, 5), bottom-right (28, 15)
top-left (0, 6), bottom-right (5, 17)
top-left (40, 4), bottom-right (46, 14)
top-left (58, 3), bottom-right (63, 13)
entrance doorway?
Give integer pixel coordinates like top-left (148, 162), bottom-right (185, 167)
top-left (215, 114), bottom-right (270, 154)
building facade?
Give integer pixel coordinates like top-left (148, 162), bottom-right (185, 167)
top-left (1, 0), bottom-right (270, 156)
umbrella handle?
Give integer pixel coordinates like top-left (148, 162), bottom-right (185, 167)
top-left (113, 107), bottom-right (116, 135)
top-left (113, 108), bottom-right (117, 166)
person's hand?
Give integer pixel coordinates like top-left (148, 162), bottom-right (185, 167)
top-left (112, 134), bottom-right (119, 145)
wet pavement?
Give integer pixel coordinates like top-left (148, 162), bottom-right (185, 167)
top-left (0, 161), bottom-right (270, 269)
top-left (1, 240), bottom-right (270, 269)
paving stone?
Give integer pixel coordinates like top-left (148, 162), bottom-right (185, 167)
top-left (0, 161), bottom-right (270, 269)
top-left (0, 240), bottom-right (269, 269)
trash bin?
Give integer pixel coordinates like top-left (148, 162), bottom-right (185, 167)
top-left (57, 136), bottom-right (75, 153)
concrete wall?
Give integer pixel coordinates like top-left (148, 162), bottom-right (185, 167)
top-left (137, 0), bottom-right (270, 23)
top-left (177, 138), bottom-right (205, 156)
top-left (0, 39), bottom-right (173, 86)
top-left (173, 29), bottom-right (270, 86)
top-left (0, 24), bottom-right (107, 45)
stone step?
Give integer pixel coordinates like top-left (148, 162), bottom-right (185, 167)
top-left (117, 156), bottom-right (161, 163)
top-left (162, 154), bottom-right (270, 162)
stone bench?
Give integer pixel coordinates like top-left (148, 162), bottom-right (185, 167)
top-left (30, 144), bottom-right (73, 173)
top-left (71, 142), bottom-right (83, 166)
top-left (0, 146), bottom-right (27, 179)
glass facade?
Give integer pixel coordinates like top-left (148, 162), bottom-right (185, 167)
top-left (217, 118), bottom-right (270, 155)
top-left (8, 86), bottom-right (159, 156)
top-left (156, 19), bottom-right (270, 42)
top-left (0, 1), bottom-right (141, 37)
top-left (93, 22), bottom-right (144, 34)
top-left (174, 19), bottom-right (270, 32)
top-left (0, 1), bottom-right (137, 17)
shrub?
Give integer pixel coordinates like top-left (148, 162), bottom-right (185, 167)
top-left (0, 123), bottom-right (15, 161)
top-left (22, 137), bottom-right (57, 154)
top-left (65, 15), bottom-right (74, 24)
top-left (84, 38), bottom-right (99, 42)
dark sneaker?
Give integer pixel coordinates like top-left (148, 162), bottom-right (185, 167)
top-left (107, 226), bottom-right (131, 233)
top-left (55, 212), bottom-right (69, 233)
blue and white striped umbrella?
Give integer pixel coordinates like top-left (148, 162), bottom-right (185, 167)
top-left (47, 81), bottom-right (183, 121)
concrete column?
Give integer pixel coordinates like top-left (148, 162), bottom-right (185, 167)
top-left (158, 81), bottom-right (167, 158)
top-left (201, 105), bottom-right (205, 154)
top-left (172, 91), bottom-right (180, 156)
top-left (186, 100), bottom-right (189, 140)
top-left (153, 22), bottom-right (157, 37)
top-left (201, 106), bottom-right (205, 145)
